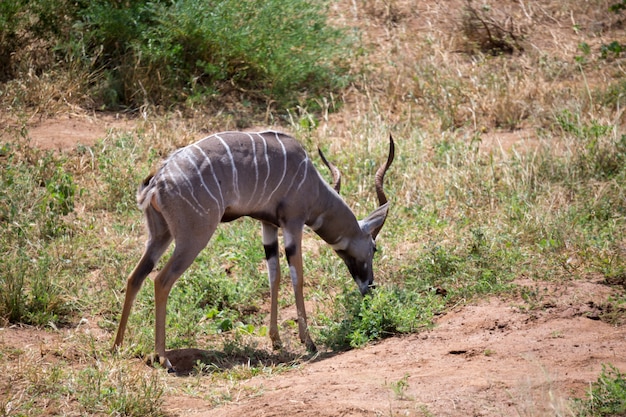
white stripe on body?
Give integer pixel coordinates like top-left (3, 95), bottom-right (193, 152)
top-left (215, 134), bottom-right (240, 202)
top-left (171, 159), bottom-right (205, 212)
top-left (298, 158), bottom-right (309, 191)
top-left (190, 143), bottom-right (225, 211)
top-left (163, 162), bottom-right (206, 217)
top-left (285, 156), bottom-right (310, 194)
top-left (266, 132), bottom-right (287, 205)
top-left (244, 133), bottom-right (260, 208)
top-left (181, 147), bottom-right (222, 211)
top-left (160, 131), bottom-right (310, 220)
top-left (260, 134), bottom-right (271, 202)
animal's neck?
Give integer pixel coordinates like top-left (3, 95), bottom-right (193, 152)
top-left (307, 182), bottom-right (361, 250)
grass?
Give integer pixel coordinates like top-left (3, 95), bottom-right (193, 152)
top-left (1, 0), bottom-right (626, 415)
top-left (0, 341), bottom-right (166, 416)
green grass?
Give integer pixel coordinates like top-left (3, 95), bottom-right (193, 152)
top-left (0, 141), bottom-right (78, 325)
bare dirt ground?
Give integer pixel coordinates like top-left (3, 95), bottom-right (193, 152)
top-left (0, 113), bottom-right (134, 151)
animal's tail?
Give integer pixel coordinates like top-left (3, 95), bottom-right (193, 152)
top-left (137, 173), bottom-right (158, 211)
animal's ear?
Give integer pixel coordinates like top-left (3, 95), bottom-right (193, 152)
top-left (359, 202), bottom-right (389, 239)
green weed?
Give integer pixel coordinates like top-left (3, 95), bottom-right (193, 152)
top-left (389, 373), bottom-right (413, 401)
top-left (90, 133), bottom-right (144, 213)
top-left (575, 364), bottom-right (626, 416)
top-left (0, 143), bottom-right (79, 325)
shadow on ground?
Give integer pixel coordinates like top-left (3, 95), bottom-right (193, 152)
top-left (160, 346), bottom-right (338, 376)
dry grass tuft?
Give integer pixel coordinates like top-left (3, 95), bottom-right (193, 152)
top-left (459, 0), bottom-right (527, 55)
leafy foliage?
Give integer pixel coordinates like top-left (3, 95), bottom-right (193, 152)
top-left (316, 284), bottom-right (443, 350)
top-left (0, 0), bottom-right (72, 81)
top-left (1, 0), bottom-right (351, 111)
top-left (610, 0), bottom-right (626, 13)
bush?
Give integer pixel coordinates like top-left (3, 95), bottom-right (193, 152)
top-left (316, 284), bottom-right (443, 350)
top-left (0, 0), bottom-right (73, 82)
top-left (1, 0), bottom-right (351, 111)
top-left (459, 0), bottom-right (525, 55)
top-left (66, 0), bottom-right (351, 110)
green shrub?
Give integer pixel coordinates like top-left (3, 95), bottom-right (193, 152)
top-left (2, 0), bottom-right (352, 111)
top-left (67, 0), bottom-right (351, 110)
top-left (0, 0), bottom-right (73, 81)
top-left (316, 284), bottom-right (443, 350)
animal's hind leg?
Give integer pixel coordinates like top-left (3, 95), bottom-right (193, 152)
top-left (153, 222), bottom-right (217, 372)
top-left (113, 210), bottom-right (172, 350)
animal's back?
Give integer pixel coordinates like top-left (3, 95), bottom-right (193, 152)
top-left (143, 131), bottom-right (323, 223)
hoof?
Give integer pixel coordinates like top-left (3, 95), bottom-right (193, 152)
top-left (305, 340), bottom-right (317, 353)
top-left (146, 353), bottom-right (176, 374)
top-left (145, 352), bottom-right (158, 367)
top-left (272, 340), bottom-right (283, 351)
top-left (161, 356), bottom-right (176, 374)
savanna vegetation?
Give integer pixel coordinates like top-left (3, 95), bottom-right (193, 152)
top-left (1, 0), bottom-right (626, 415)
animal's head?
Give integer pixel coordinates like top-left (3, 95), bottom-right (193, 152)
top-left (335, 202), bottom-right (390, 295)
top-left (322, 136), bottom-right (395, 295)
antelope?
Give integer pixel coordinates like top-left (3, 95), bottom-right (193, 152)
top-left (113, 130), bottom-right (394, 372)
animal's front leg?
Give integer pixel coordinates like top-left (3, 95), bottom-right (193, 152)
top-left (262, 223), bottom-right (282, 350)
top-left (283, 225), bottom-right (316, 353)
